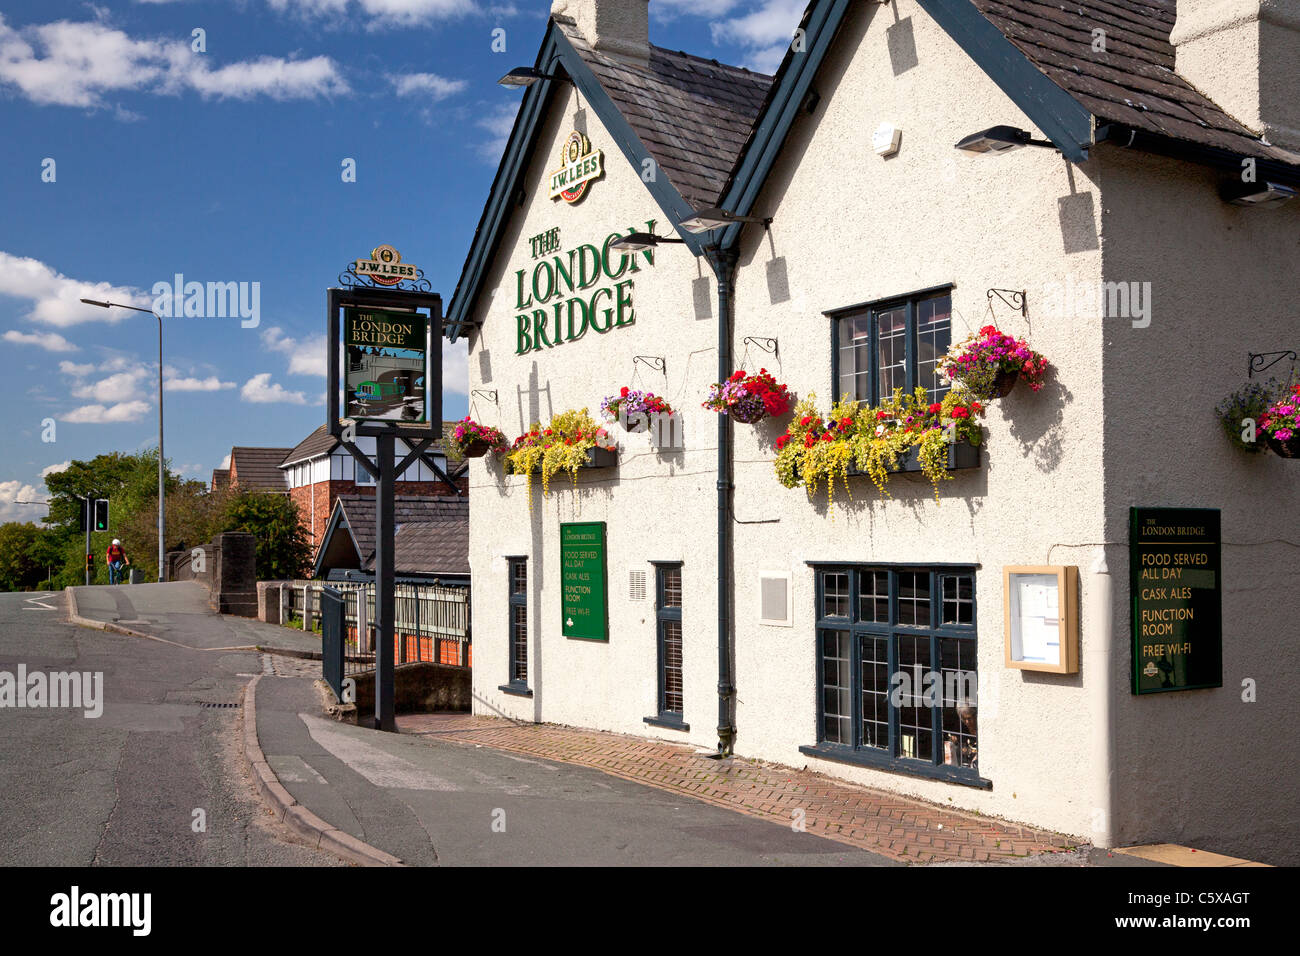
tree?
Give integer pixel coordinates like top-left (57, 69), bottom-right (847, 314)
top-left (221, 491), bottom-right (311, 580)
top-left (0, 523), bottom-right (43, 591)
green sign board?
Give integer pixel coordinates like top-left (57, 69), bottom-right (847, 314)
top-left (342, 306), bottom-right (429, 424)
top-left (1130, 507), bottom-right (1222, 695)
top-left (561, 522), bottom-right (607, 641)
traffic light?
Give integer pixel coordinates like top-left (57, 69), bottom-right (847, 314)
top-left (94, 499), bottom-right (109, 532)
top-left (86, 553), bottom-right (94, 570)
top-left (78, 499), bottom-right (88, 532)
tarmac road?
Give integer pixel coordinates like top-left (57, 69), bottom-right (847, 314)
top-left (0, 589), bottom-right (341, 866)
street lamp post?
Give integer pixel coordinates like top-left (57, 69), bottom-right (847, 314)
top-left (80, 299), bottom-right (165, 581)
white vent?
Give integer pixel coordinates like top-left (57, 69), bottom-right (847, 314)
top-left (758, 571), bottom-right (792, 627)
top-left (628, 569), bottom-right (647, 602)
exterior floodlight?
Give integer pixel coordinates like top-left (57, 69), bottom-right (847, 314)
top-left (678, 205), bottom-right (772, 234)
top-left (610, 232), bottom-right (687, 252)
top-left (1221, 180), bottom-right (1296, 208)
top-left (955, 125), bottom-right (1056, 154)
top-left (499, 67), bottom-right (569, 88)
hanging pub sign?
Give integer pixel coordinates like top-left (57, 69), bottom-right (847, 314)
top-left (343, 306), bottom-right (430, 424)
top-left (548, 131), bottom-right (604, 204)
top-left (327, 246), bottom-right (442, 441)
top-left (1130, 507), bottom-right (1222, 695)
top-left (561, 522), bottom-right (608, 641)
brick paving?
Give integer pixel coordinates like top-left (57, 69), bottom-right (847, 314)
top-left (398, 713), bottom-right (1080, 864)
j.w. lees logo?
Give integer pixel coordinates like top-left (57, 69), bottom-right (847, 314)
top-left (354, 245), bottom-right (418, 286)
top-left (548, 131), bottom-right (603, 204)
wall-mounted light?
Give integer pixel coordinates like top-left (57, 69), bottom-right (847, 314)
top-left (678, 205), bottom-right (772, 235)
top-left (610, 232), bottom-right (687, 252)
top-left (955, 125), bottom-right (1056, 155)
top-left (498, 67), bottom-right (571, 89)
top-left (1221, 180), bottom-right (1296, 208)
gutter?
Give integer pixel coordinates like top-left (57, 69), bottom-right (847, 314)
top-left (706, 246), bottom-right (739, 757)
top-left (1095, 123), bottom-right (1300, 188)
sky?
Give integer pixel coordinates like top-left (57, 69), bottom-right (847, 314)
top-left (0, 0), bottom-right (807, 522)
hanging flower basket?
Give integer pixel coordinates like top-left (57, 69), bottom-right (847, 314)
top-left (600, 387), bottom-right (675, 432)
top-left (937, 326), bottom-right (1048, 399)
top-left (1265, 433), bottom-right (1300, 458)
top-left (1215, 380), bottom-right (1278, 454)
top-left (703, 369), bottom-right (792, 424)
top-left (991, 368), bottom-right (1020, 398)
top-left (448, 417), bottom-right (508, 460)
top-left (1259, 383), bottom-right (1300, 458)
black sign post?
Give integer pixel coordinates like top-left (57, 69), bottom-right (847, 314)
top-left (1130, 507), bottom-right (1223, 695)
top-left (326, 257), bottom-right (446, 732)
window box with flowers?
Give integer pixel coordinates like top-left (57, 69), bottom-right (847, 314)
top-left (503, 409), bottom-right (619, 506)
top-left (600, 387), bottom-right (675, 432)
top-left (703, 369), bottom-right (792, 424)
top-left (1259, 383), bottom-right (1300, 458)
top-left (936, 325), bottom-right (1048, 399)
top-left (775, 388), bottom-right (985, 510)
top-left (448, 417), bottom-right (509, 459)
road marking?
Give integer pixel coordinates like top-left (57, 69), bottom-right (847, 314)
top-left (23, 596), bottom-right (57, 611)
top-left (300, 713), bottom-right (460, 791)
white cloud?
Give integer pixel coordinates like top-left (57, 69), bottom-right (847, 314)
top-left (476, 100), bottom-right (520, 162)
top-left (442, 337), bottom-right (468, 396)
top-left (183, 55), bottom-right (350, 100)
top-left (0, 251), bottom-right (149, 327)
top-left (3, 329), bottom-right (78, 352)
top-left (58, 360), bottom-right (96, 377)
top-left (0, 480), bottom-right (46, 521)
top-left (267, 0), bottom-right (478, 29)
top-left (708, 0), bottom-right (805, 73)
top-left (0, 14), bottom-right (348, 109)
top-left (61, 400), bottom-right (152, 423)
top-left (261, 325), bottom-right (327, 376)
top-left (72, 370), bottom-right (146, 403)
top-left (164, 375), bottom-right (235, 392)
top-left (218, 453), bottom-right (231, 470)
top-left (389, 72), bottom-right (467, 100)
top-left (241, 372), bottom-right (312, 405)
top-left (40, 461), bottom-right (70, 479)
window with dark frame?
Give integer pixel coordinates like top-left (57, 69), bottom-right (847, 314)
top-left (832, 290), bottom-right (953, 406)
top-left (812, 566), bottom-right (980, 781)
top-left (508, 558), bottom-right (528, 686)
top-left (655, 564), bottom-right (683, 720)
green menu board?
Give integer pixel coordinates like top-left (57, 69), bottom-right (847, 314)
top-left (1130, 507), bottom-right (1222, 695)
top-left (561, 522), bottom-right (608, 641)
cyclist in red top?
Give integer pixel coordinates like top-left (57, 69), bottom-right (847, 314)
top-left (106, 539), bottom-right (130, 585)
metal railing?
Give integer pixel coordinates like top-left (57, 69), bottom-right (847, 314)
top-left (287, 580), bottom-right (472, 695)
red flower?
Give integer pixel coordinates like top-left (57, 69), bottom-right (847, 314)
top-left (951, 407), bottom-right (970, 419)
top-left (821, 431), bottom-right (834, 442)
top-left (804, 432), bottom-right (816, 448)
top-left (544, 429), bottom-right (553, 436)
top-left (730, 370), bottom-right (747, 383)
top-left (980, 325), bottom-right (998, 336)
top-left (776, 435), bottom-right (789, 450)
top-left (928, 403), bottom-right (942, 414)
top-left (800, 416), bottom-right (811, 426)
top-left (971, 401), bottom-right (983, 412)
top-left (840, 417), bottom-right (851, 429)
top-left (620, 386), bottom-right (629, 397)
top-left (876, 411), bottom-right (889, 420)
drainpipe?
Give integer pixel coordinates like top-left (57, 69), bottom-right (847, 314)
top-left (706, 245), bottom-right (739, 756)
top-left (1087, 548), bottom-right (1115, 847)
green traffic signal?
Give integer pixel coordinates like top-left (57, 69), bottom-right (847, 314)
top-left (94, 499), bottom-right (109, 532)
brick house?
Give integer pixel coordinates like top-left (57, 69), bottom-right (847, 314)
top-left (278, 422), bottom-right (468, 559)
top-left (226, 447), bottom-right (292, 493)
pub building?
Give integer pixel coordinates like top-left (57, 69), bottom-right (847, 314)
top-left (444, 0), bottom-right (1300, 862)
